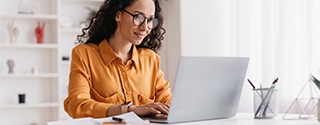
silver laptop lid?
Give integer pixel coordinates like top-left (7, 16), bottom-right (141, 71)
top-left (167, 56), bottom-right (249, 123)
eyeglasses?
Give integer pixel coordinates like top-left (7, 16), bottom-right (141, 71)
top-left (122, 9), bottom-right (159, 29)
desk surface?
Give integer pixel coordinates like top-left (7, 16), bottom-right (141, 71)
top-left (48, 113), bottom-right (319, 125)
top-left (154, 113), bottom-right (319, 125)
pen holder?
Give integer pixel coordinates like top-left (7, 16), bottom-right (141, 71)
top-left (253, 88), bottom-right (279, 119)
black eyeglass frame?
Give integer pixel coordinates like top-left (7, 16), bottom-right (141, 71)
top-left (122, 9), bottom-right (159, 29)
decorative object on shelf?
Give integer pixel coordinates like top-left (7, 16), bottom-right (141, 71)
top-left (80, 21), bottom-right (86, 29)
top-left (18, 0), bottom-right (38, 14)
top-left (35, 21), bottom-right (45, 44)
top-left (59, 16), bottom-right (73, 28)
top-left (18, 93), bottom-right (26, 104)
top-left (62, 56), bottom-right (70, 61)
top-left (6, 21), bottom-right (19, 44)
top-left (283, 74), bottom-right (320, 120)
top-left (7, 59), bottom-right (15, 74)
top-left (85, 6), bottom-right (97, 23)
top-left (31, 66), bottom-right (39, 75)
top-left (80, 6), bottom-right (97, 28)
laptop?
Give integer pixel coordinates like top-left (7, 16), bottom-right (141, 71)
top-left (149, 56), bottom-right (249, 124)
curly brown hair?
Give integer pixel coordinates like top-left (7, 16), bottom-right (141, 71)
top-left (76, 0), bottom-right (165, 53)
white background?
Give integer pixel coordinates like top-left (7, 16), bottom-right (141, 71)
top-left (160, 0), bottom-right (320, 114)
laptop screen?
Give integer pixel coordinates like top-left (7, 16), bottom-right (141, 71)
top-left (163, 56), bottom-right (249, 123)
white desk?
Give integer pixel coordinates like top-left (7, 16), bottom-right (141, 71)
top-left (164, 113), bottom-right (319, 125)
top-left (48, 113), bottom-right (319, 125)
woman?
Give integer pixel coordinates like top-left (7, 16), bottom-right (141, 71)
top-left (63, 0), bottom-right (172, 119)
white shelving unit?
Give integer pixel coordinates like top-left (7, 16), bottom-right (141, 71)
top-left (57, 0), bottom-right (103, 121)
top-left (0, 0), bottom-right (103, 124)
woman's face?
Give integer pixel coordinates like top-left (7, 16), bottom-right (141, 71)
top-left (115, 0), bottom-right (155, 45)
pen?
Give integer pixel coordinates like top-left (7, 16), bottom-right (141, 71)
top-left (112, 117), bottom-right (125, 123)
top-left (261, 78), bottom-right (278, 115)
top-left (102, 117), bottom-right (126, 124)
top-left (260, 82), bottom-right (263, 111)
top-left (272, 77), bottom-right (279, 85)
top-left (247, 79), bottom-right (255, 89)
top-left (112, 117), bottom-right (123, 122)
top-left (255, 77), bottom-right (278, 117)
top-left (248, 78), bottom-right (275, 115)
top-left (249, 79), bottom-right (275, 116)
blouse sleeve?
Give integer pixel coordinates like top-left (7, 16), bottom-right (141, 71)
top-left (63, 47), bottom-right (111, 118)
top-left (154, 55), bottom-right (172, 104)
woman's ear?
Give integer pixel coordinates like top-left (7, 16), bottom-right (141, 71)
top-left (115, 11), bottom-right (121, 21)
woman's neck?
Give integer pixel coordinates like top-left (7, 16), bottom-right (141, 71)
top-left (108, 37), bottom-right (133, 64)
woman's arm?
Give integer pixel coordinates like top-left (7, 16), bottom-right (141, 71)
top-left (64, 46), bottom-right (113, 118)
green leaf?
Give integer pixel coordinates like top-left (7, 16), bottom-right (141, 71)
top-left (310, 74), bottom-right (320, 89)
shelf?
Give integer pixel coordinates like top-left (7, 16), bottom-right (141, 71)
top-left (0, 44), bottom-right (58, 49)
top-left (62, 0), bottom-right (104, 3)
top-left (0, 73), bottom-right (59, 78)
top-left (0, 13), bottom-right (58, 20)
top-left (0, 0), bottom-right (101, 124)
top-left (60, 27), bottom-right (83, 33)
top-left (0, 102), bottom-right (59, 108)
top-left (60, 61), bottom-right (71, 65)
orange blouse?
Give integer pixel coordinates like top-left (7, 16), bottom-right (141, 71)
top-left (64, 39), bottom-right (172, 118)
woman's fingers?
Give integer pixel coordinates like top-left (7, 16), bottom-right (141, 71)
top-left (153, 103), bottom-right (169, 115)
top-left (154, 113), bottom-right (168, 119)
top-left (131, 102), bottom-right (170, 117)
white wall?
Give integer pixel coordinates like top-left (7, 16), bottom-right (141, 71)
top-left (179, 0), bottom-right (253, 113)
top-left (161, 0), bottom-right (320, 114)
top-left (161, 0), bottom-right (253, 112)
top-left (160, 0), bottom-right (181, 88)
top-left (180, 0), bottom-right (231, 56)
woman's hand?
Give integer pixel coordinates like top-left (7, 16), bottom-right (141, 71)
top-left (128, 102), bottom-right (170, 119)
